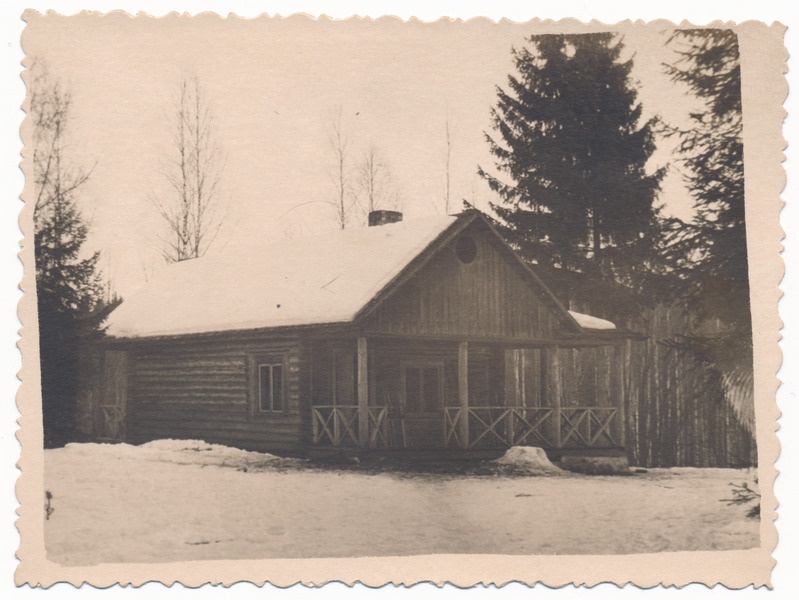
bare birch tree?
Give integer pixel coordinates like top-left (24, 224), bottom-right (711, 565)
top-left (29, 60), bottom-right (113, 446)
top-left (154, 73), bottom-right (224, 262)
top-left (357, 144), bottom-right (400, 215)
top-left (329, 108), bottom-right (351, 229)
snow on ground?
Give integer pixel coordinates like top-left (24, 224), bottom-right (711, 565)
top-left (43, 442), bottom-right (759, 566)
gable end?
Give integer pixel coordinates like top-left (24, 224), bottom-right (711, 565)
top-left (358, 212), bottom-right (580, 339)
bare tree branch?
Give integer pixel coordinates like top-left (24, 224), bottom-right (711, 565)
top-left (328, 108), bottom-right (352, 229)
top-left (356, 144), bottom-right (400, 216)
top-left (153, 72), bottom-right (225, 262)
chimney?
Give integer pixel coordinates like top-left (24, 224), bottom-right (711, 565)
top-left (368, 210), bottom-right (403, 227)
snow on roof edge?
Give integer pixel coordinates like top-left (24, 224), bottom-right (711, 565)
top-left (567, 310), bottom-right (617, 330)
top-left (104, 317), bottom-right (353, 340)
top-left (104, 215), bottom-right (460, 339)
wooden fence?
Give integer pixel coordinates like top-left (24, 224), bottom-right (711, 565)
top-left (443, 406), bottom-right (619, 450)
top-left (574, 301), bottom-right (756, 468)
top-left (311, 405), bottom-right (388, 448)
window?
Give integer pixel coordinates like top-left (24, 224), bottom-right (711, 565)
top-left (403, 364), bottom-right (442, 413)
top-left (255, 361), bottom-right (285, 412)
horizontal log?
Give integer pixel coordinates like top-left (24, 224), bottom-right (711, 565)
top-left (134, 381), bottom-right (248, 391)
top-left (133, 406), bottom-right (252, 419)
top-left (133, 401), bottom-right (301, 414)
top-left (134, 382), bottom-right (300, 395)
top-left (135, 366), bottom-right (247, 376)
top-left (134, 382), bottom-right (248, 392)
top-left (134, 391), bottom-right (248, 401)
top-left (134, 379), bottom-right (248, 389)
top-left (130, 407), bottom-right (302, 422)
top-left (129, 422), bottom-right (302, 441)
top-left (136, 356), bottom-right (248, 366)
top-left (131, 415), bottom-right (303, 430)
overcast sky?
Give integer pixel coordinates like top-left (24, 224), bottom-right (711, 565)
top-left (23, 14), bottom-right (702, 296)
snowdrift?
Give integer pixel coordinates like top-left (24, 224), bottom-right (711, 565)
top-left (63, 439), bottom-right (302, 472)
top-left (493, 446), bottom-right (562, 474)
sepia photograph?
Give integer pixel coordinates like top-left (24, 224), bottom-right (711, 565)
top-left (11, 5), bottom-right (787, 591)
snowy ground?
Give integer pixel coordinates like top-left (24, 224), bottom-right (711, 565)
top-left (42, 440), bottom-right (759, 566)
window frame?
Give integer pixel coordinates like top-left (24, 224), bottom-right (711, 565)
top-left (249, 353), bottom-right (288, 415)
top-left (401, 360), bottom-right (444, 416)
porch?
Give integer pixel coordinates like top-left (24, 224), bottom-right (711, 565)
top-left (308, 336), bottom-right (628, 452)
top-left (312, 404), bottom-right (623, 451)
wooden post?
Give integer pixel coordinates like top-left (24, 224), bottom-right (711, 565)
top-left (507, 348), bottom-right (518, 446)
top-left (357, 337), bottom-right (369, 448)
top-left (544, 345), bottom-right (562, 448)
top-left (616, 341), bottom-right (630, 448)
top-left (100, 350), bottom-right (128, 442)
top-left (458, 341), bottom-right (469, 449)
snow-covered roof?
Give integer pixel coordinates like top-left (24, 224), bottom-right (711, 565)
top-left (567, 310), bottom-right (616, 330)
top-left (106, 216), bottom-right (458, 338)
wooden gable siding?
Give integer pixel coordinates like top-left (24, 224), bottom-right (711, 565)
top-left (125, 335), bottom-right (308, 454)
top-left (363, 222), bottom-right (561, 339)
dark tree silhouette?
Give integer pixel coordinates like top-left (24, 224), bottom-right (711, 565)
top-left (664, 30), bottom-right (747, 328)
top-left (664, 29), bottom-right (753, 432)
top-left (479, 33), bottom-right (665, 291)
top-left (30, 62), bottom-right (117, 447)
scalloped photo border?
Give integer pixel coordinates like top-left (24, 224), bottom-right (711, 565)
top-left (14, 11), bottom-right (786, 589)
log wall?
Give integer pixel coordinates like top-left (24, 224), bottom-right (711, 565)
top-left (121, 335), bottom-right (307, 454)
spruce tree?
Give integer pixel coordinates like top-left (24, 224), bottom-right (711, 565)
top-left (30, 62), bottom-right (112, 447)
top-left (664, 30), bottom-right (753, 432)
top-left (479, 33), bottom-right (664, 293)
top-left (664, 29), bottom-right (748, 332)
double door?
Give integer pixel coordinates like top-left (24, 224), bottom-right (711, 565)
top-left (397, 362), bottom-right (444, 447)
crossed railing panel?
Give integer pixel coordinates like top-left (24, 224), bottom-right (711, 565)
top-left (444, 406), bottom-right (557, 449)
top-left (98, 405), bottom-right (125, 441)
top-left (311, 405), bottom-right (388, 447)
top-left (367, 406), bottom-right (388, 447)
top-left (560, 407), bottom-right (618, 447)
top-left (443, 406), bottom-right (619, 449)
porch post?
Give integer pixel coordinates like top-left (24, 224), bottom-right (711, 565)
top-left (505, 348), bottom-right (517, 446)
top-left (458, 341), bottom-right (469, 448)
top-left (613, 341), bottom-right (629, 448)
top-left (544, 345), bottom-right (562, 448)
top-left (357, 336), bottom-right (369, 447)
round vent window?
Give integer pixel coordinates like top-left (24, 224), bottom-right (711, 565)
top-left (455, 236), bottom-right (477, 264)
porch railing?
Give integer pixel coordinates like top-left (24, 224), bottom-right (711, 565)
top-left (560, 406), bottom-right (619, 448)
top-left (444, 406), bottom-right (619, 450)
top-left (311, 405), bottom-right (388, 447)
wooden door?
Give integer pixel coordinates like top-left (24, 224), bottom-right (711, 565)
top-left (98, 350), bottom-right (127, 442)
top-left (401, 362), bottom-right (444, 447)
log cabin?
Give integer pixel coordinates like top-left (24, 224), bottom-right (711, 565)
top-left (77, 210), bottom-right (641, 459)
